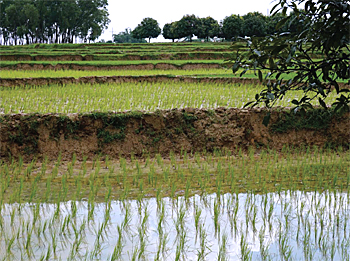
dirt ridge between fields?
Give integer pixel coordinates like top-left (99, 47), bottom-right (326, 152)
top-left (0, 75), bottom-right (262, 87)
top-left (0, 62), bottom-right (223, 71)
top-left (1, 108), bottom-right (349, 161)
top-left (0, 52), bottom-right (230, 61)
top-left (2, 75), bottom-right (349, 88)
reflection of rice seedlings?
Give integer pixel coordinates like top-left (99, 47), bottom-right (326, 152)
top-left (217, 232), bottom-right (228, 261)
top-left (278, 225), bottom-right (292, 260)
top-left (240, 233), bottom-right (252, 261)
top-left (197, 224), bottom-right (210, 260)
top-left (194, 203), bottom-right (202, 240)
top-left (175, 229), bottom-right (187, 261)
top-left (110, 225), bottom-right (124, 261)
top-left (213, 198), bottom-right (220, 237)
top-left (138, 204), bottom-right (149, 260)
top-left (259, 225), bottom-right (270, 261)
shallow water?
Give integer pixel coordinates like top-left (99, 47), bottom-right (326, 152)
top-left (1, 190), bottom-right (349, 260)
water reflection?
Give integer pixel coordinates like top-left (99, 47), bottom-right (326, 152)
top-left (1, 190), bottom-right (349, 260)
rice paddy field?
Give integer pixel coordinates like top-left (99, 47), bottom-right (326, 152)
top-left (0, 42), bottom-right (349, 260)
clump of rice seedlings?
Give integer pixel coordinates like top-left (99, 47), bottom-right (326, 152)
top-left (0, 81), bottom-right (340, 113)
top-left (0, 146), bottom-right (349, 260)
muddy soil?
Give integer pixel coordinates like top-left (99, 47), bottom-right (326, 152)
top-left (1, 108), bottom-right (348, 161)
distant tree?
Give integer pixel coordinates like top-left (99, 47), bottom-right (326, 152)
top-left (132, 17), bottom-right (161, 43)
top-left (196, 17), bottom-right (220, 41)
top-left (221, 15), bottom-right (244, 40)
top-left (113, 28), bottom-right (146, 43)
top-left (176, 14), bottom-right (200, 41)
top-left (77, 0), bottom-right (110, 43)
top-left (242, 12), bottom-right (267, 37)
top-left (0, 0), bottom-right (110, 45)
top-left (163, 22), bottom-right (179, 42)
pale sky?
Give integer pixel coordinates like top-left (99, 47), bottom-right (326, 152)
top-left (99, 0), bottom-right (278, 42)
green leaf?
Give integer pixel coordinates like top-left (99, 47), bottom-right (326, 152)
top-left (267, 92), bottom-right (275, 100)
top-left (240, 68), bottom-right (248, 77)
top-left (276, 16), bottom-right (289, 30)
top-left (319, 97), bottom-right (327, 109)
top-left (291, 99), bottom-right (299, 105)
top-left (271, 45), bottom-right (288, 56)
top-left (232, 61), bottom-right (240, 73)
top-left (244, 101), bottom-right (255, 108)
top-left (268, 57), bottom-right (275, 70)
top-left (262, 112), bottom-right (271, 127)
top-left (258, 70), bottom-right (263, 82)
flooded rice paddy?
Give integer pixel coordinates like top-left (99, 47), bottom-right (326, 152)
top-left (0, 146), bottom-right (349, 260)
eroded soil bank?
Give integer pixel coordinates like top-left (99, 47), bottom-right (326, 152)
top-left (0, 52), bottom-right (229, 61)
top-left (0, 75), bottom-right (261, 87)
top-left (0, 62), bottom-right (223, 71)
top-left (1, 108), bottom-right (349, 161)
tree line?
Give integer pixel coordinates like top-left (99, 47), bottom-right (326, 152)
top-left (114, 12), bottom-right (307, 43)
top-left (0, 0), bottom-right (110, 45)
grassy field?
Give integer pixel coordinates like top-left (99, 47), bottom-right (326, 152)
top-left (0, 42), bottom-right (349, 261)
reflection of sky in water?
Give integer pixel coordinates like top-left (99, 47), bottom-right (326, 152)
top-left (1, 190), bottom-right (349, 260)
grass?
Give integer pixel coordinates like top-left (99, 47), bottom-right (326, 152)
top-left (0, 146), bottom-right (349, 260)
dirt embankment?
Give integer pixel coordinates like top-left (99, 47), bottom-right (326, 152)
top-left (0, 62), bottom-right (223, 71)
top-left (0, 75), bottom-right (262, 87)
top-left (2, 75), bottom-right (349, 88)
top-left (0, 52), bottom-right (229, 61)
top-left (1, 108), bottom-right (349, 161)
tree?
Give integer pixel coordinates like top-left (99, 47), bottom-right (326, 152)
top-left (242, 12), bottom-right (267, 37)
top-left (0, 0), bottom-right (110, 44)
top-left (196, 17), bottom-right (220, 41)
top-left (229, 0), bottom-right (350, 125)
top-left (221, 15), bottom-right (244, 40)
top-left (176, 14), bottom-right (200, 41)
top-left (163, 22), bottom-right (179, 42)
top-left (113, 28), bottom-right (146, 43)
top-left (132, 17), bottom-right (161, 43)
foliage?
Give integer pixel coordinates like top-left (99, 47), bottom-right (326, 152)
top-left (221, 15), bottom-right (244, 40)
top-left (175, 14), bottom-right (200, 42)
top-left (113, 28), bottom-right (146, 43)
top-left (228, 0), bottom-right (350, 125)
top-left (0, 0), bottom-right (110, 45)
top-left (242, 12), bottom-right (267, 37)
top-left (196, 17), bottom-right (220, 41)
top-left (162, 22), bottom-right (180, 42)
top-left (132, 18), bottom-right (161, 43)
top-left (271, 108), bottom-right (340, 133)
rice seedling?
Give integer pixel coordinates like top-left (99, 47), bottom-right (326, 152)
top-left (0, 81), bottom-right (340, 114)
top-left (0, 146), bottom-right (349, 260)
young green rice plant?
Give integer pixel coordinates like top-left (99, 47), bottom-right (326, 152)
top-left (1, 80), bottom-right (340, 113)
top-left (213, 198), bottom-right (221, 237)
top-left (194, 203), bottom-right (202, 241)
top-left (196, 223), bottom-right (210, 261)
top-left (217, 232), bottom-right (228, 261)
top-left (240, 233), bottom-right (252, 261)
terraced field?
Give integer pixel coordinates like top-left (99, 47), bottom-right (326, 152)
top-left (0, 42), bottom-right (349, 261)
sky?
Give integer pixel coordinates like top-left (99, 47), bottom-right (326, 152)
top-left (99, 0), bottom-right (278, 42)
